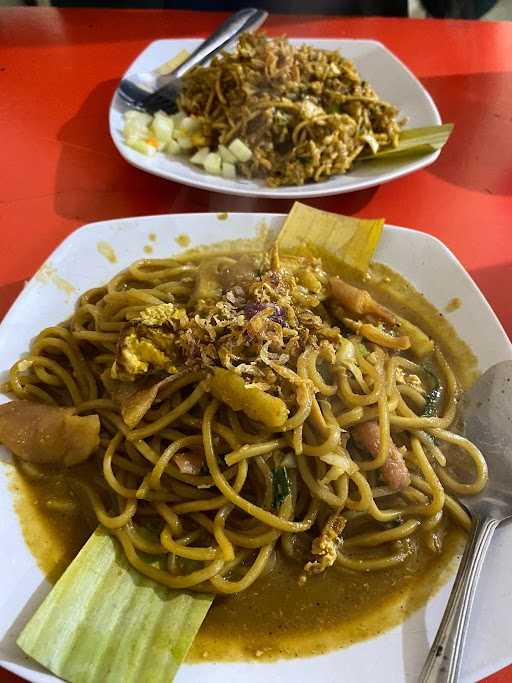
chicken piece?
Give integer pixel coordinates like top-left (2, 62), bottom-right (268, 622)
top-left (191, 256), bottom-right (237, 303)
top-left (304, 513), bottom-right (346, 575)
top-left (209, 367), bottom-right (289, 429)
top-left (352, 420), bottom-right (410, 490)
top-left (296, 267), bottom-right (322, 293)
top-left (300, 99), bottom-right (325, 119)
top-left (329, 277), bottom-right (397, 325)
top-left (0, 400), bottom-right (100, 467)
top-left (174, 450), bottom-right (204, 475)
top-left (218, 254), bottom-right (260, 291)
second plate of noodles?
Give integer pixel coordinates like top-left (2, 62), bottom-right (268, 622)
top-left (177, 33), bottom-right (403, 186)
top-left (110, 37), bottom-right (443, 197)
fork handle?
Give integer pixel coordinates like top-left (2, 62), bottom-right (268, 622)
top-left (168, 8), bottom-right (268, 80)
top-left (418, 516), bottom-right (499, 683)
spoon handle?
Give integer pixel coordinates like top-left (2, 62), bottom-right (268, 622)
top-left (419, 516), bottom-right (499, 683)
top-left (170, 8), bottom-right (268, 80)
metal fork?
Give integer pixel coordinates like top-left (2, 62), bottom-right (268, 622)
top-left (117, 7), bottom-right (268, 114)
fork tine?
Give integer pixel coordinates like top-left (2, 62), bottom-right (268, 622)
top-left (117, 79), bottom-right (151, 111)
top-left (144, 89), bottom-right (179, 115)
top-left (117, 79), bottom-right (178, 114)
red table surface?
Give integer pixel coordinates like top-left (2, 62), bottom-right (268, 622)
top-left (0, 7), bottom-right (511, 683)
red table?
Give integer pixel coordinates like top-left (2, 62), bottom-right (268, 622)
top-left (1, 7), bottom-right (511, 683)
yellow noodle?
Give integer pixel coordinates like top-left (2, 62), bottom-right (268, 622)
top-left (2, 242), bottom-right (487, 599)
top-left (209, 544), bottom-right (275, 594)
top-left (345, 519), bottom-right (421, 548)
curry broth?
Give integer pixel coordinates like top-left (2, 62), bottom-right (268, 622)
top-left (7, 257), bottom-right (476, 663)
top-left (190, 528), bottom-right (463, 661)
top-left (8, 460), bottom-right (464, 663)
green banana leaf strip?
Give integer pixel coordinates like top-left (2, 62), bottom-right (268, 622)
top-left (277, 202), bottom-right (384, 274)
top-left (17, 528), bottom-right (214, 683)
top-left (358, 123), bottom-right (454, 161)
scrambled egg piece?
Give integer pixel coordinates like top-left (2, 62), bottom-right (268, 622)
top-left (304, 514), bottom-right (346, 575)
top-left (300, 100), bottom-right (325, 119)
top-left (113, 303), bottom-right (184, 379)
top-left (117, 331), bottom-right (173, 376)
top-left (137, 303), bottom-right (187, 327)
top-left (395, 367), bottom-right (425, 394)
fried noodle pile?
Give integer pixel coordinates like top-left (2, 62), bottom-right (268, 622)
top-left (178, 33), bottom-right (403, 186)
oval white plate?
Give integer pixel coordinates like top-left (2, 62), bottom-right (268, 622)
top-left (109, 39), bottom-right (442, 198)
top-left (0, 213), bottom-right (510, 683)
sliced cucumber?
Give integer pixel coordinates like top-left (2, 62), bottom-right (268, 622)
top-left (228, 138), bottom-right (252, 162)
top-left (126, 138), bottom-right (157, 156)
top-left (151, 112), bottom-right (174, 143)
top-left (221, 161), bottom-right (237, 179)
top-left (218, 144), bottom-right (237, 164)
top-left (165, 139), bottom-right (181, 155)
top-left (204, 152), bottom-right (222, 175)
top-left (181, 116), bottom-right (201, 132)
top-left (190, 147), bottom-right (210, 165)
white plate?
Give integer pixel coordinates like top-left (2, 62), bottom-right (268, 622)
top-left (109, 39), bottom-right (442, 198)
top-left (0, 213), bottom-right (511, 683)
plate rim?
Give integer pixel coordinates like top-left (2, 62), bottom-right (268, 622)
top-left (1, 212), bottom-right (511, 683)
top-left (2, 211), bottom-right (508, 355)
top-left (109, 37), bottom-right (442, 198)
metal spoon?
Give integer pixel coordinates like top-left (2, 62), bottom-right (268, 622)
top-left (117, 7), bottom-right (268, 114)
top-left (419, 360), bottom-right (512, 683)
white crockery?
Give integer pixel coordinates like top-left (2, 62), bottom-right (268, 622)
top-left (110, 39), bottom-right (442, 198)
top-left (0, 213), bottom-right (510, 683)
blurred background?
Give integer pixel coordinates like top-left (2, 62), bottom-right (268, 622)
top-left (0, 0), bottom-right (510, 19)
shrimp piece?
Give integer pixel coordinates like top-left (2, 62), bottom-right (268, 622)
top-left (329, 277), bottom-right (397, 324)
